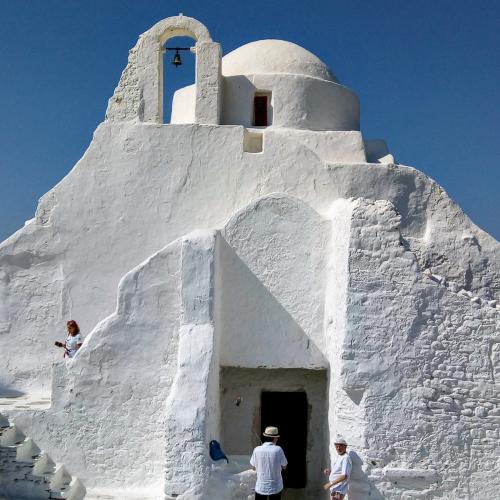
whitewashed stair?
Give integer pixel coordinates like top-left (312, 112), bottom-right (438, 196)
top-left (0, 413), bottom-right (86, 500)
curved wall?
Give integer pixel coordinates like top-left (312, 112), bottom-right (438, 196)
top-left (221, 39), bottom-right (338, 83)
top-left (171, 74), bottom-right (360, 131)
top-left (171, 85), bottom-right (196, 123)
top-left (221, 74), bottom-right (359, 130)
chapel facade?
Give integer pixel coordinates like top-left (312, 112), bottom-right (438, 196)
top-left (0, 15), bottom-right (499, 500)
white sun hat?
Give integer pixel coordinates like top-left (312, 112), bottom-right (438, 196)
top-left (334, 436), bottom-right (348, 446)
top-left (263, 426), bottom-right (280, 437)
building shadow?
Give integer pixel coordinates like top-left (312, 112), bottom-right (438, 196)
top-left (348, 450), bottom-right (385, 500)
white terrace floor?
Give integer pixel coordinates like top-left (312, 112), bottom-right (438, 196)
top-left (0, 392), bottom-right (51, 411)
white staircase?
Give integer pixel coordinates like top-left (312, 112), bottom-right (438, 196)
top-left (0, 413), bottom-right (86, 500)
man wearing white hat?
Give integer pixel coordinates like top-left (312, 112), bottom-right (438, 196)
top-left (250, 426), bottom-right (288, 499)
top-left (323, 436), bottom-right (352, 499)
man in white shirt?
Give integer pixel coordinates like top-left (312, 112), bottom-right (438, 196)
top-left (323, 436), bottom-right (352, 499)
top-left (250, 426), bottom-right (288, 499)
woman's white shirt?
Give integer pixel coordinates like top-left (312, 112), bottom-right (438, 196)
top-left (65, 333), bottom-right (82, 358)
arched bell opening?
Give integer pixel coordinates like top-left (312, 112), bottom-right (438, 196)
top-left (155, 16), bottom-right (222, 125)
top-left (161, 35), bottom-right (196, 124)
top-left (106, 16), bottom-right (221, 124)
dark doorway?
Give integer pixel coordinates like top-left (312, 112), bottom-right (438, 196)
top-left (261, 391), bottom-right (308, 488)
top-left (253, 94), bottom-right (269, 126)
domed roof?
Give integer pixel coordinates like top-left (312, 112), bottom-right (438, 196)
top-left (222, 40), bottom-right (337, 82)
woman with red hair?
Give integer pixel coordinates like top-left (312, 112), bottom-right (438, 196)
top-left (55, 320), bottom-right (83, 358)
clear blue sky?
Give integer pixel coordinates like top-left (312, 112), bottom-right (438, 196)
top-left (1, 0), bottom-right (499, 241)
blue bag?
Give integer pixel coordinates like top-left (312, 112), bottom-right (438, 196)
top-left (209, 440), bottom-right (229, 463)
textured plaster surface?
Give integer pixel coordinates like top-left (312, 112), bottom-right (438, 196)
top-left (220, 194), bottom-right (329, 369)
top-left (172, 39), bottom-right (358, 130)
top-left (105, 15), bottom-right (220, 124)
top-left (164, 231), bottom-right (219, 498)
top-left (1, 121), bottom-right (497, 393)
top-left (173, 47), bottom-right (359, 130)
top-left (339, 199), bottom-right (499, 499)
top-left (221, 73), bottom-right (359, 131)
top-left (7, 238), bottom-right (183, 491)
top-left (221, 40), bottom-right (337, 82)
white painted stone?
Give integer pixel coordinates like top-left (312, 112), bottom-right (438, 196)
top-left (222, 40), bottom-right (337, 82)
top-left (1, 14), bottom-right (499, 500)
top-left (105, 15), bottom-right (220, 124)
top-left (220, 194), bottom-right (330, 369)
top-left (171, 39), bottom-right (359, 132)
top-left (221, 72), bottom-right (360, 131)
top-left (171, 85), bottom-right (195, 123)
top-left (6, 238), bottom-right (184, 490)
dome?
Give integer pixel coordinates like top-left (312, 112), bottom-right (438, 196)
top-left (222, 40), bottom-right (337, 82)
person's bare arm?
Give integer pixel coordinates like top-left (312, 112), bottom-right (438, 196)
top-left (323, 474), bottom-right (347, 491)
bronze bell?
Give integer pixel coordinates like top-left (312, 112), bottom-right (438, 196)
top-left (172, 50), bottom-right (182, 67)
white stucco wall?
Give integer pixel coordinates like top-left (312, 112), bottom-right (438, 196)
top-left (164, 231), bottom-right (221, 499)
top-left (4, 190), bottom-right (497, 498)
top-left (171, 85), bottom-right (196, 123)
top-left (105, 15), bottom-right (221, 125)
top-left (322, 198), bottom-right (371, 498)
top-left (7, 237), bottom-right (183, 491)
top-left (339, 199), bottom-right (499, 499)
top-left (171, 73), bottom-right (360, 131)
top-left (170, 39), bottom-right (358, 131)
top-left (221, 74), bottom-right (359, 131)
top-left (221, 40), bottom-right (338, 83)
top-left (1, 122), bottom-right (497, 394)
top-left (219, 194), bottom-right (330, 368)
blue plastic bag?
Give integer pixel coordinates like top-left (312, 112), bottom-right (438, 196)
top-left (209, 440), bottom-right (229, 463)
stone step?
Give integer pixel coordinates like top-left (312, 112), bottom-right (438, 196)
top-left (0, 424), bottom-right (26, 446)
top-left (17, 436), bottom-right (42, 462)
top-left (50, 464), bottom-right (73, 490)
top-left (0, 392), bottom-right (51, 411)
top-left (33, 451), bottom-right (57, 476)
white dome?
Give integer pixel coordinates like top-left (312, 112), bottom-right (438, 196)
top-left (222, 40), bottom-right (337, 82)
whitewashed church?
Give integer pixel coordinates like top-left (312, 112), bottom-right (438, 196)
top-left (0, 15), bottom-right (498, 500)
